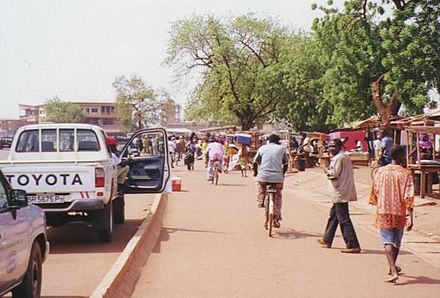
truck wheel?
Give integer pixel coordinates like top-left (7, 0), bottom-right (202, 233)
top-left (12, 241), bottom-right (43, 298)
top-left (97, 201), bottom-right (113, 243)
top-left (113, 195), bottom-right (125, 224)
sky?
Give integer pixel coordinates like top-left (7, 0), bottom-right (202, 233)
top-left (0, 0), bottom-right (335, 119)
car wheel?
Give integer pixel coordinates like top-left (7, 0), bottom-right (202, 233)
top-left (113, 195), bottom-right (125, 224)
top-left (97, 201), bottom-right (113, 242)
top-left (12, 241), bottom-right (43, 298)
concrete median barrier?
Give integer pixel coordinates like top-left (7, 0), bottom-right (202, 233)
top-left (90, 193), bottom-right (168, 298)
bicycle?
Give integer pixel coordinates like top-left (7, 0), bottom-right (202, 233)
top-left (212, 160), bottom-right (220, 185)
top-left (264, 183), bottom-right (278, 237)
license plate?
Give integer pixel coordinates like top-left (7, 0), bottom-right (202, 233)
top-left (28, 194), bottom-right (65, 204)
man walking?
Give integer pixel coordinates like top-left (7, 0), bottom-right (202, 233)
top-left (318, 138), bottom-right (361, 253)
top-left (370, 145), bottom-right (414, 283)
top-left (253, 133), bottom-right (289, 228)
top-left (379, 129), bottom-right (394, 166)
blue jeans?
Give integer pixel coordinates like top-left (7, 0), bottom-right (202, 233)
top-left (380, 228), bottom-right (404, 248)
top-left (323, 203), bottom-right (360, 249)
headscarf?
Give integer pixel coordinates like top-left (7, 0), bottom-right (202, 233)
top-left (418, 133), bottom-right (433, 149)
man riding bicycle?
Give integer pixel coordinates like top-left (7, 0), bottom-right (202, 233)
top-left (206, 135), bottom-right (225, 181)
top-left (253, 133), bottom-right (289, 228)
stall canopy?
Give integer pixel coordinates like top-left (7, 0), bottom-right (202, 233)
top-left (350, 116), bottom-right (381, 129)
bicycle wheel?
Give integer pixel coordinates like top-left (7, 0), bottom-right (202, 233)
top-left (214, 162), bottom-right (219, 185)
top-left (267, 192), bottom-right (274, 237)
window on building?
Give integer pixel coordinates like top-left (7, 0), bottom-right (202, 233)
top-left (103, 118), bottom-right (114, 125)
top-left (87, 118), bottom-right (99, 125)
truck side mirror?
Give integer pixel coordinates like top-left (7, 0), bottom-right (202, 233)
top-left (10, 189), bottom-right (28, 208)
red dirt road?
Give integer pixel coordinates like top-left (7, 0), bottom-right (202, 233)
top-left (132, 161), bottom-right (440, 298)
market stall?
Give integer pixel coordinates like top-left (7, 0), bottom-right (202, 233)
top-left (406, 126), bottom-right (440, 199)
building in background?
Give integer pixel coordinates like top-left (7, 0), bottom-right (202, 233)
top-left (0, 118), bottom-right (27, 137)
top-left (1, 100), bottom-right (185, 136)
top-left (19, 102), bottom-right (121, 134)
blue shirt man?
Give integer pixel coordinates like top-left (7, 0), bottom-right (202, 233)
top-left (379, 130), bottom-right (394, 166)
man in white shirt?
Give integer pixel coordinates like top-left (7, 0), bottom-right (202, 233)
top-left (318, 138), bottom-right (361, 253)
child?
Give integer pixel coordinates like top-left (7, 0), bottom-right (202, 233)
top-left (238, 143), bottom-right (249, 177)
top-left (185, 142), bottom-right (196, 170)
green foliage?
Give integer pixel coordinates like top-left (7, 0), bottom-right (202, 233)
top-left (44, 96), bottom-right (86, 123)
top-left (112, 75), bottom-right (163, 131)
top-left (275, 33), bottom-right (333, 131)
top-left (167, 1), bottom-right (439, 131)
top-left (166, 14), bottom-right (289, 130)
top-left (309, 0), bottom-right (439, 125)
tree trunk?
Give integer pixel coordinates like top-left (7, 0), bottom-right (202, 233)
top-left (240, 118), bottom-right (254, 131)
top-left (371, 75), bottom-right (401, 126)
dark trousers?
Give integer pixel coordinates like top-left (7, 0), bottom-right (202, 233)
top-left (323, 202), bottom-right (360, 249)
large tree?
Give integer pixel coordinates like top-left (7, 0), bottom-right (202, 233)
top-left (166, 14), bottom-right (289, 130)
top-left (44, 97), bottom-right (86, 123)
top-left (112, 75), bottom-right (161, 131)
top-left (312, 0), bottom-right (440, 125)
top-left (275, 33), bottom-right (333, 131)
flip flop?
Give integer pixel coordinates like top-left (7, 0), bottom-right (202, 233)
top-left (388, 266), bottom-right (402, 275)
top-left (385, 276), bottom-right (398, 283)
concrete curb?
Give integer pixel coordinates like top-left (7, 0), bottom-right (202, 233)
top-left (90, 192), bottom-right (168, 298)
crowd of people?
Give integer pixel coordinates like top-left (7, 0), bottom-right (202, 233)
top-left (165, 132), bottom-right (253, 178)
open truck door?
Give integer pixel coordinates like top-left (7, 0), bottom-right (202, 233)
top-left (118, 128), bottom-right (171, 194)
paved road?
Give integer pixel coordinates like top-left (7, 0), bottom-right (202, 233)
top-left (39, 194), bottom-right (155, 297)
top-left (132, 161), bottom-right (440, 298)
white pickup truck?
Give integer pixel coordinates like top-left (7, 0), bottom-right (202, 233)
top-left (0, 123), bottom-right (170, 242)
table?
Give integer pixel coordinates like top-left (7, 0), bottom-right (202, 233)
top-left (409, 164), bottom-right (440, 199)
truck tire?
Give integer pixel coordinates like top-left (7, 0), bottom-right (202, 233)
top-left (113, 195), bottom-right (125, 224)
top-left (12, 241), bottom-right (43, 298)
top-left (97, 200), bottom-right (113, 243)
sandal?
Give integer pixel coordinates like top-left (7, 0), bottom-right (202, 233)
top-left (388, 266), bottom-right (402, 276)
top-left (385, 275), bottom-right (398, 283)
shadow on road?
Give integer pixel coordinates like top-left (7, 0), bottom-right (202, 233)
top-left (153, 226), bottom-right (229, 253)
top-left (272, 228), bottom-right (321, 240)
top-left (48, 219), bottom-right (142, 254)
top-left (398, 275), bottom-right (440, 285)
top-left (213, 183), bottom-right (247, 187)
top-left (42, 296), bottom-right (87, 298)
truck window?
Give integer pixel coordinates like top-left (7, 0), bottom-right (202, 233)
top-left (76, 129), bottom-right (100, 152)
top-left (60, 129), bottom-right (74, 152)
top-left (16, 130), bottom-right (39, 152)
top-left (42, 129), bottom-right (57, 152)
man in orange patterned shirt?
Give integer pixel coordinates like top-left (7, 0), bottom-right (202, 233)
top-left (370, 145), bottom-right (414, 283)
